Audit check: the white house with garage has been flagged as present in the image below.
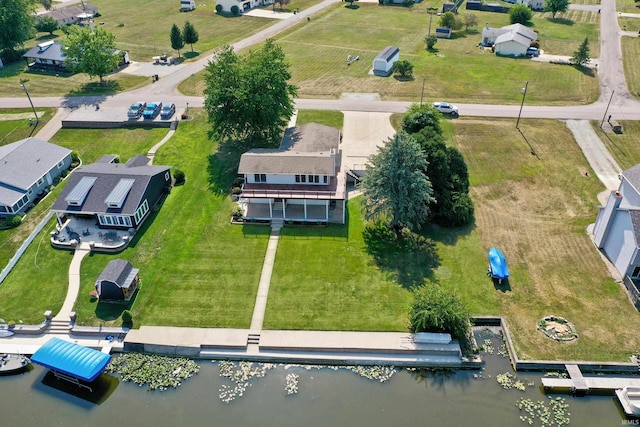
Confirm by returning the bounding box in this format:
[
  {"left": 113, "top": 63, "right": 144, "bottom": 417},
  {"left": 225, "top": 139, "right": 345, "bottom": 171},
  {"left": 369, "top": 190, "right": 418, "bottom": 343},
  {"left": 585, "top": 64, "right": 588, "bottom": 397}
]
[
  {"left": 593, "top": 164, "right": 640, "bottom": 308},
  {"left": 215, "top": 0, "right": 270, "bottom": 14},
  {"left": 237, "top": 123, "right": 346, "bottom": 224},
  {"left": 481, "top": 23, "right": 537, "bottom": 56}
]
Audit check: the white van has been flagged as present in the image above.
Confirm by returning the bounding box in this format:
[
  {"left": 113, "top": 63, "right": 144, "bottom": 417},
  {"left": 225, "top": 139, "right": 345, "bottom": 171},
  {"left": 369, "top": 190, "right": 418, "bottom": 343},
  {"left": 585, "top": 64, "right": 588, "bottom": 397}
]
[{"left": 181, "top": 0, "right": 195, "bottom": 11}]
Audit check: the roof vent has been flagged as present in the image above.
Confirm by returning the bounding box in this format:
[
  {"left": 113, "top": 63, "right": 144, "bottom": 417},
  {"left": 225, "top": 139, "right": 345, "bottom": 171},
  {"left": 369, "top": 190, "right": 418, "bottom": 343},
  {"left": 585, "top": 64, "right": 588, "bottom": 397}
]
[{"left": 38, "top": 40, "right": 55, "bottom": 52}]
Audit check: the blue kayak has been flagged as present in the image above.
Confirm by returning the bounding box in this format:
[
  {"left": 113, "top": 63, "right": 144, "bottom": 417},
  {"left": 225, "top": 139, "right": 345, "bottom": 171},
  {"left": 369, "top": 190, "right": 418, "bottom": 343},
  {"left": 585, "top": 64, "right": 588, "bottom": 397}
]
[{"left": 488, "top": 247, "right": 509, "bottom": 281}]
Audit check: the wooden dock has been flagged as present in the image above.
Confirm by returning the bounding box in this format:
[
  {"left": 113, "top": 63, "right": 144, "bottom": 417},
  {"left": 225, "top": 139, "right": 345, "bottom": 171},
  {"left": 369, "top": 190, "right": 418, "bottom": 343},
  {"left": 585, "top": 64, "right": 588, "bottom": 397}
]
[{"left": 542, "top": 364, "right": 640, "bottom": 394}]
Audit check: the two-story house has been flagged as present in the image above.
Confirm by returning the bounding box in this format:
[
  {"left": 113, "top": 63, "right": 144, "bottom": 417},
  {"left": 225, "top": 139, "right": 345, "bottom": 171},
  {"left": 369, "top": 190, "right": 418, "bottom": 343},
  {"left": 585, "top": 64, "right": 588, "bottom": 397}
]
[{"left": 237, "top": 123, "right": 346, "bottom": 224}]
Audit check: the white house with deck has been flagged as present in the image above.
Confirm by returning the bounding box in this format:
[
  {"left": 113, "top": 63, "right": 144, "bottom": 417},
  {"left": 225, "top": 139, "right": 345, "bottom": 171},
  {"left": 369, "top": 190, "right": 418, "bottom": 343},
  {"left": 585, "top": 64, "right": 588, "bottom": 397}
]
[
  {"left": 593, "top": 164, "right": 640, "bottom": 308},
  {"left": 237, "top": 123, "right": 346, "bottom": 224}
]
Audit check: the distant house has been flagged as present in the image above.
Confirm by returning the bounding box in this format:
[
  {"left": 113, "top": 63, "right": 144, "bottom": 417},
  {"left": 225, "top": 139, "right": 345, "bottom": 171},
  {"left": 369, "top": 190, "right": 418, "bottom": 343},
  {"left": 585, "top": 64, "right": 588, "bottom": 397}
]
[
  {"left": 215, "top": 0, "right": 267, "bottom": 14},
  {"left": 0, "top": 138, "right": 72, "bottom": 217},
  {"left": 482, "top": 23, "right": 537, "bottom": 56},
  {"left": 37, "top": 3, "right": 99, "bottom": 26},
  {"left": 51, "top": 155, "right": 171, "bottom": 230},
  {"left": 237, "top": 123, "right": 346, "bottom": 224},
  {"left": 23, "top": 40, "right": 67, "bottom": 71},
  {"left": 594, "top": 165, "right": 640, "bottom": 309},
  {"left": 522, "top": 0, "right": 544, "bottom": 11},
  {"left": 373, "top": 46, "right": 400, "bottom": 77},
  {"left": 95, "top": 259, "right": 140, "bottom": 301}
]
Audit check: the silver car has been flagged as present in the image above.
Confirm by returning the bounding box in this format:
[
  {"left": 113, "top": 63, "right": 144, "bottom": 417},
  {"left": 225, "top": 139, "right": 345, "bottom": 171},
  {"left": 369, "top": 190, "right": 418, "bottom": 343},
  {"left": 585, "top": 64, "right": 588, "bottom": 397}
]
[{"left": 433, "top": 102, "right": 459, "bottom": 117}]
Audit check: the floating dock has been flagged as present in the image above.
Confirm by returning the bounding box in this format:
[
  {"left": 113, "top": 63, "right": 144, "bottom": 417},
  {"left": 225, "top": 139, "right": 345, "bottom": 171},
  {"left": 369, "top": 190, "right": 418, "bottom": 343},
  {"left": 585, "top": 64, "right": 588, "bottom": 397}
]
[{"left": 542, "top": 364, "right": 640, "bottom": 394}]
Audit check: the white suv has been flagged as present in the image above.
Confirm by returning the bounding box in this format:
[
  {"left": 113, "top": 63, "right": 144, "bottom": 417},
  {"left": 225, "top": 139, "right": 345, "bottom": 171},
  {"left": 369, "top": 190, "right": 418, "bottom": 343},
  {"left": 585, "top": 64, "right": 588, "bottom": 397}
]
[{"left": 433, "top": 102, "right": 459, "bottom": 117}]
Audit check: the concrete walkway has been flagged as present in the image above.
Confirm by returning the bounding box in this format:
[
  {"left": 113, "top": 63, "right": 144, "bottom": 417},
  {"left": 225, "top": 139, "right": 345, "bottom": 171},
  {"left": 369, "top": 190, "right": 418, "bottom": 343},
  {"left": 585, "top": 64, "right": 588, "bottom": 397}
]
[
  {"left": 53, "top": 244, "right": 91, "bottom": 322},
  {"left": 249, "top": 223, "right": 282, "bottom": 334}
]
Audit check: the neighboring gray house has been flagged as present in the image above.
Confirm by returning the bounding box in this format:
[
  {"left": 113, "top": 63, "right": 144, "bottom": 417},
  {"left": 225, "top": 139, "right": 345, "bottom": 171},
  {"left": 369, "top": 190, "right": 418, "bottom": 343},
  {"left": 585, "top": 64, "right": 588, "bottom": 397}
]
[
  {"left": 37, "top": 3, "right": 99, "bottom": 26},
  {"left": 95, "top": 259, "right": 140, "bottom": 301},
  {"left": 372, "top": 46, "right": 400, "bottom": 77},
  {"left": 238, "top": 123, "right": 346, "bottom": 224},
  {"left": 23, "top": 40, "right": 67, "bottom": 71},
  {"left": 481, "top": 23, "right": 537, "bottom": 56},
  {"left": 594, "top": 165, "right": 640, "bottom": 309},
  {"left": 0, "top": 138, "right": 72, "bottom": 217},
  {"left": 52, "top": 155, "right": 171, "bottom": 230}
]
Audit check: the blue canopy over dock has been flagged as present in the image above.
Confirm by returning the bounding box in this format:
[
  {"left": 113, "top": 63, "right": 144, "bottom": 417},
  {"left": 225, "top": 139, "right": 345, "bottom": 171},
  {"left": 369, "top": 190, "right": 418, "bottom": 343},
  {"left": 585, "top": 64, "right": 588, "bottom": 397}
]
[{"left": 31, "top": 337, "right": 111, "bottom": 382}]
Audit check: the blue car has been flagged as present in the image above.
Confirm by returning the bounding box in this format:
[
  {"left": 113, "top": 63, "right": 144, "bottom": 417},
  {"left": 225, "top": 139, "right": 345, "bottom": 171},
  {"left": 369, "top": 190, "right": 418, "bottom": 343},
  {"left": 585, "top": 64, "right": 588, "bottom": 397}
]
[{"left": 143, "top": 102, "right": 162, "bottom": 119}]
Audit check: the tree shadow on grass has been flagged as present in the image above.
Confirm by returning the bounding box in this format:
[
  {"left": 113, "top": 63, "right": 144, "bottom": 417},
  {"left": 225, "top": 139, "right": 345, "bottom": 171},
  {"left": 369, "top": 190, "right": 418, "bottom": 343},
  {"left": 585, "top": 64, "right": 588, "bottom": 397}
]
[
  {"left": 424, "top": 221, "right": 475, "bottom": 246},
  {"left": 183, "top": 51, "right": 200, "bottom": 60},
  {"left": 94, "top": 295, "right": 134, "bottom": 322},
  {"left": 207, "top": 138, "right": 245, "bottom": 194},
  {"left": 546, "top": 17, "right": 574, "bottom": 26},
  {"left": 363, "top": 221, "right": 439, "bottom": 289},
  {"left": 573, "top": 64, "right": 596, "bottom": 77},
  {"left": 67, "top": 80, "right": 121, "bottom": 97}
]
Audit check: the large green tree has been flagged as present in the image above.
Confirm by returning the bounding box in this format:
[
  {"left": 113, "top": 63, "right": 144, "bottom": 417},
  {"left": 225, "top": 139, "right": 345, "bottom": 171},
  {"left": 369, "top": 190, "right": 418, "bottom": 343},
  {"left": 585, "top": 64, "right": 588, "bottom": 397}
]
[
  {"left": 170, "top": 24, "right": 184, "bottom": 58},
  {"left": 63, "top": 26, "right": 120, "bottom": 82},
  {"left": 204, "top": 40, "right": 297, "bottom": 147},
  {"left": 509, "top": 4, "right": 533, "bottom": 25},
  {"left": 571, "top": 37, "right": 591, "bottom": 66},
  {"left": 39, "top": 0, "right": 52, "bottom": 10},
  {"left": 544, "top": 0, "right": 569, "bottom": 18},
  {"left": 439, "top": 12, "right": 463, "bottom": 30},
  {"left": 392, "top": 59, "right": 413, "bottom": 79},
  {"left": 360, "top": 132, "right": 434, "bottom": 236},
  {"left": 401, "top": 104, "right": 474, "bottom": 227},
  {"left": 182, "top": 21, "right": 198, "bottom": 52},
  {"left": 35, "top": 16, "right": 59, "bottom": 35},
  {"left": 0, "top": 0, "right": 35, "bottom": 60}
]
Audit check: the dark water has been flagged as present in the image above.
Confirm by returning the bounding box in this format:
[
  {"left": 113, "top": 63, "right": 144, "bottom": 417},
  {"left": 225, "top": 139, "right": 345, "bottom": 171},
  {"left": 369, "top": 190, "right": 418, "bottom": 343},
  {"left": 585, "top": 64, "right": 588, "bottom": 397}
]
[{"left": 0, "top": 331, "right": 630, "bottom": 427}]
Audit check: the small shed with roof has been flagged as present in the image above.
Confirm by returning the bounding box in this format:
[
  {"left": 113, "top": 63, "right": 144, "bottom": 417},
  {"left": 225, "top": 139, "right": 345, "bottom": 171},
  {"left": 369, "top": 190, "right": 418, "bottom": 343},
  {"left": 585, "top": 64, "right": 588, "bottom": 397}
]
[
  {"left": 95, "top": 259, "right": 140, "bottom": 301},
  {"left": 372, "top": 46, "right": 400, "bottom": 76}
]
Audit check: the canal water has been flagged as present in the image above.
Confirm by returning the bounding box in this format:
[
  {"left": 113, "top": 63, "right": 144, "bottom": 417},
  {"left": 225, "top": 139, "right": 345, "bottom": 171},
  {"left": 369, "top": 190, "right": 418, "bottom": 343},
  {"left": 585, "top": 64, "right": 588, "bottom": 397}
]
[{"left": 0, "top": 330, "right": 630, "bottom": 426}]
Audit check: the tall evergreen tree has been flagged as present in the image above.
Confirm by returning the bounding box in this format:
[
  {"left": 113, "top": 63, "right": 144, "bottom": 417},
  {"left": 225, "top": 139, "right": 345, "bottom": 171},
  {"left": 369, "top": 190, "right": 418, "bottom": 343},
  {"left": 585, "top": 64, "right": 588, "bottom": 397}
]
[
  {"left": 359, "top": 132, "right": 434, "bottom": 237},
  {"left": 570, "top": 37, "right": 591, "bottom": 66},
  {"left": 182, "top": 21, "right": 199, "bottom": 52},
  {"left": 170, "top": 24, "right": 184, "bottom": 58},
  {"left": 204, "top": 40, "right": 297, "bottom": 147}
]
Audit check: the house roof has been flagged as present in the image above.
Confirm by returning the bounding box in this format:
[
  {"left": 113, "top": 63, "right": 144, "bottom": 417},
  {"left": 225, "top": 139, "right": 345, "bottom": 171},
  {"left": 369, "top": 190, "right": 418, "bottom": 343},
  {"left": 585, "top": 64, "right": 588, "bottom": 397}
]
[
  {"left": 495, "top": 31, "right": 532, "bottom": 48},
  {"left": 503, "top": 23, "right": 538, "bottom": 41},
  {"left": 23, "top": 41, "right": 67, "bottom": 62},
  {"left": 481, "top": 27, "right": 509, "bottom": 39},
  {"left": 0, "top": 137, "right": 71, "bottom": 190},
  {"left": 52, "top": 155, "right": 170, "bottom": 215},
  {"left": 39, "top": 3, "right": 98, "bottom": 22},
  {"left": 96, "top": 259, "right": 139, "bottom": 289},
  {"left": 375, "top": 46, "right": 400, "bottom": 62},
  {"left": 621, "top": 164, "right": 640, "bottom": 193},
  {"left": 238, "top": 124, "right": 341, "bottom": 175},
  {"left": 629, "top": 210, "right": 640, "bottom": 246}
]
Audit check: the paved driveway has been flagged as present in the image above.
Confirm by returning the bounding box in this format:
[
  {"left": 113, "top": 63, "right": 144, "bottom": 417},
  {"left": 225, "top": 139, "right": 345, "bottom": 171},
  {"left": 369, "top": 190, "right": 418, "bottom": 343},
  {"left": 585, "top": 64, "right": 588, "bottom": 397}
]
[{"left": 340, "top": 111, "right": 396, "bottom": 172}]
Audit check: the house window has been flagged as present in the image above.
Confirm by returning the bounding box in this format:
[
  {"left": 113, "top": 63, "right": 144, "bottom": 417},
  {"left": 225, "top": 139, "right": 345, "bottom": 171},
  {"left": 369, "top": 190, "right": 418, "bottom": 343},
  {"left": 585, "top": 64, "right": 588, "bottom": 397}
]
[
  {"left": 165, "top": 172, "right": 170, "bottom": 181},
  {"left": 323, "top": 176, "right": 328, "bottom": 184},
  {"left": 632, "top": 267, "right": 640, "bottom": 278},
  {"left": 57, "top": 161, "right": 64, "bottom": 169},
  {"left": 254, "top": 174, "right": 267, "bottom": 183},
  {"left": 37, "top": 177, "right": 44, "bottom": 186}
]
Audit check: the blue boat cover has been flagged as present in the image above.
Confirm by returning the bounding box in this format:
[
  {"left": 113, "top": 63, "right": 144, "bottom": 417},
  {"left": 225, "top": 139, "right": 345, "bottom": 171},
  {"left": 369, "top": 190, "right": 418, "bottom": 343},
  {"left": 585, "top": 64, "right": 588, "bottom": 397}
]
[
  {"left": 31, "top": 337, "right": 111, "bottom": 382},
  {"left": 488, "top": 247, "right": 509, "bottom": 280}
]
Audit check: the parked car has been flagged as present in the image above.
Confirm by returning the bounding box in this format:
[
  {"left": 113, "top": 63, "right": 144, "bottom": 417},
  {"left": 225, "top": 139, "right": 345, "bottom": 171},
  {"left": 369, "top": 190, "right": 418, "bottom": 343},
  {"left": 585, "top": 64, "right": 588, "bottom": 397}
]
[
  {"left": 433, "top": 102, "right": 459, "bottom": 117},
  {"left": 127, "top": 102, "right": 146, "bottom": 118},
  {"left": 160, "top": 102, "right": 175, "bottom": 119},
  {"left": 143, "top": 102, "right": 162, "bottom": 119},
  {"left": 526, "top": 47, "right": 539, "bottom": 57}
]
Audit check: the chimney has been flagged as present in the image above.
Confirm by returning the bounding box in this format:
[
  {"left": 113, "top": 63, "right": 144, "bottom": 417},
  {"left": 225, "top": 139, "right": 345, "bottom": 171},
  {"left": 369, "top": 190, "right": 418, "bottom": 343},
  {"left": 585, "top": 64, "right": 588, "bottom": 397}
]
[{"left": 594, "top": 191, "right": 624, "bottom": 248}]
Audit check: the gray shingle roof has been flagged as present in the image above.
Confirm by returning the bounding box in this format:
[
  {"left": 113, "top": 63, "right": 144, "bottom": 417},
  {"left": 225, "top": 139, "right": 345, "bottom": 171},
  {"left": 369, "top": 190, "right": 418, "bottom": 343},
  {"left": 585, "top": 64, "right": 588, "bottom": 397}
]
[
  {"left": 96, "top": 259, "right": 138, "bottom": 289},
  {"left": 376, "top": 46, "right": 400, "bottom": 62},
  {"left": 22, "top": 41, "right": 67, "bottom": 63},
  {"left": 622, "top": 164, "right": 640, "bottom": 194},
  {"left": 238, "top": 124, "right": 341, "bottom": 175},
  {"left": 52, "top": 157, "right": 169, "bottom": 215},
  {"left": 0, "top": 137, "right": 72, "bottom": 190},
  {"left": 629, "top": 210, "right": 640, "bottom": 247}
]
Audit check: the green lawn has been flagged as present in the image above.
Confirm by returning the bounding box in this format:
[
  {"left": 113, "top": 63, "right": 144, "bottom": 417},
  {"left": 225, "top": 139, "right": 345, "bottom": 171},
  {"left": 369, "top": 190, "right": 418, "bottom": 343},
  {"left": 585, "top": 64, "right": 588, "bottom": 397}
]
[
  {"left": 72, "top": 110, "right": 270, "bottom": 327},
  {"left": 295, "top": 110, "right": 344, "bottom": 128},
  {"left": 622, "top": 36, "right": 640, "bottom": 99},
  {"left": 0, "top": 108, "right": 55, "bottom": 146},
  {"left": 594, "top": 120, "right": 640, "bottom": 171},
  {"left": 617, "top": 0, "right": 640, "bottom": 14},
  {"left": 180, "top": 3, "right": 600, "bottom": 104},
  {"left": 620, "top": 17, "right": 640, "bottom": 33}
]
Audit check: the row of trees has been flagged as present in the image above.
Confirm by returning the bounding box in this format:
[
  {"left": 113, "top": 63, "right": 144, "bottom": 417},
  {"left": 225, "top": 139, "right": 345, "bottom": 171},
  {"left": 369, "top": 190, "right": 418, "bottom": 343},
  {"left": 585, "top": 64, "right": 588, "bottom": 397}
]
[{"left": 170, "top": 21, "right": 199, "bottom": 58}]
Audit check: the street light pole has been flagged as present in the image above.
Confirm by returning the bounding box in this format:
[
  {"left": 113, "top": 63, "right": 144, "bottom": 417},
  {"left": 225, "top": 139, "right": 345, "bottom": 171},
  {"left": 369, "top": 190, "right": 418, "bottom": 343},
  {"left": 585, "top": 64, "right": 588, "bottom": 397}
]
[
  {"left": 427, "top": 7, "right": 438, "bottom": 38},
  {"left": 516, "top": 80, "right": 528, "bottom": 129},
  {"left": 20, "top": 79, "right": 39, "bottom": 126}
]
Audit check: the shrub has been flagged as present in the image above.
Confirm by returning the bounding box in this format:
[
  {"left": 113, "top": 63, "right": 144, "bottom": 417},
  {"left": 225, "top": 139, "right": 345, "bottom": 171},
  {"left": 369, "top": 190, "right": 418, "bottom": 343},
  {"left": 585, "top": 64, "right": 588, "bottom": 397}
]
[
  {"left": 425, "top": 35, "right": 437, "bottom": 50},
  {"left": 392, "top": 59, "right": 414, "bottom": 79},
  {"left": 409, "top": 284, "right": 472, "bottom": 354},
  {"left": 173, "top": 168, "right": 185, "bottom": 185},
  {"left": 61, "top": 169, "right": 68, "bottom": 178},
  {"left": 231, "top": 5, "right": 239, "bottom": 14},
  {"left": 509, "top": 4, "right": 532, "bottom": 24},
  {"left": 216, "top": 4, "right": 223, "bottom": 13},
  {"left": 8, "top": 215, "right": 22, "bottom": 227},
  {"left": 122, "top": 310, "right": 133, "bottom": 324},
  {"left": 232, "top": 186, "right": 242, "bottom": 195},
  {"left": 530, "top": 40, "right": 539, "bottom": 48},
  {"left": 71, "top": 151, "right": 80, "bottom": 162}
]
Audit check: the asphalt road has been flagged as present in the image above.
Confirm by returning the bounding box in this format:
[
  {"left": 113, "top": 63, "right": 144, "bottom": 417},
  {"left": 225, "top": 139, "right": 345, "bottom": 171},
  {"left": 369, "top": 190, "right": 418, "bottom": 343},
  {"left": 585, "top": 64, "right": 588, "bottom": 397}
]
[{"left": 3, "top": 0, "right": 640, "bottom": 121}]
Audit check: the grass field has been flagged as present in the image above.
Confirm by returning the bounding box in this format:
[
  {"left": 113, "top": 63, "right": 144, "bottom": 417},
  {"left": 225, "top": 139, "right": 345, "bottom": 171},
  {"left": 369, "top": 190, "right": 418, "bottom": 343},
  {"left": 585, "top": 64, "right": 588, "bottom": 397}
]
[
  {"left": 594, "top": 120, "right": 640, "bottom": 170},
  {"left": 622, "top": 36, "right": 640, "bottom": 98},
  {"left": 617, "top": 0, "right": 640, "bottom": 14},
  {"left": 180, "top": 3, "right": 600, "bottom": 104},
  {"left": 0, "top": 108, "right": 55, "bottom": 146}
]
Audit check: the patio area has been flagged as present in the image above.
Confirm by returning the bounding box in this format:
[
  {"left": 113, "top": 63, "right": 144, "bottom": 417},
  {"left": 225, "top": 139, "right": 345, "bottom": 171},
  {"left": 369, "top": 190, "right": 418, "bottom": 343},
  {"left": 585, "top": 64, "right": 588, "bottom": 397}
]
[
  {"left": 50, "top": 216, "right": 134, "bottom": 252},
  {"left": 241, "top": 200, "right": 345, "bottom": 224}
]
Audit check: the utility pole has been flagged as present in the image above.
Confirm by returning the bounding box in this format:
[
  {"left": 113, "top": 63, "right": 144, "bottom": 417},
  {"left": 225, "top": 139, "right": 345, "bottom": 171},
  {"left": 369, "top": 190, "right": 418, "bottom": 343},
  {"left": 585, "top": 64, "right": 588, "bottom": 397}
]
[
  {"left": 20, "top": 79, "right": 39, "bottom": 127},
  {"left": 427, "top": 7, "right": 438, "bottom": 38},
  {"left": 600, "top": 90, "right": 614, "bottom": 129},
  {"left": 516, "top": 80, "right": 528, "bottom": 129}
]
